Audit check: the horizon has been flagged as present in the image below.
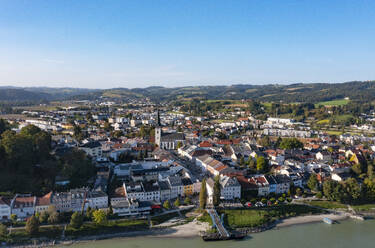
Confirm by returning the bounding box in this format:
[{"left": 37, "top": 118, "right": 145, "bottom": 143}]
[
  {"left": 1, "top": 80, "right": 374, "bottom": 90},
  {"left": 1, "top": 0, "right": 375, "bottom": 88}
]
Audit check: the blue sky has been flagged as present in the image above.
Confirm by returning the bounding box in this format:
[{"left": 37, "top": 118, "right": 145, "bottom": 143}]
[{"left": 0, "top": 0, "right": 374, "bottom": 89}]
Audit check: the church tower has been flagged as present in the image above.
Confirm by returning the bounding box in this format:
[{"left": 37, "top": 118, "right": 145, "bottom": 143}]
[{"left": 155, "top": 109, "right": 161, "bottom": 147}]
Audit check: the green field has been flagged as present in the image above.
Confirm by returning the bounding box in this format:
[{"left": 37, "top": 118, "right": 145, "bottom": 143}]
[
  {"left": 220, "top": 204, "right": 323, "bottom": 228},
  {"left": 303, "top": 200, "right": 347, "bottom": 209},
  {"left": 351, "top": 204, "right": 375, "bottom": 211},
  {"left": 315, "top": 99, "right": 350, "bottom": 107}
]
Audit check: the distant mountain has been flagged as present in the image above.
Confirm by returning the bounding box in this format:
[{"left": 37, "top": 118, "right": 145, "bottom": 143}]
[
  {"left": 0, "top": 86, "right": 98, "bottom": 102},
  {"left": 1, "top": 81, "right": 375, "bottom": 103},
  {"left": 0, "top": 88, "right": 51, "bottom": 102}
]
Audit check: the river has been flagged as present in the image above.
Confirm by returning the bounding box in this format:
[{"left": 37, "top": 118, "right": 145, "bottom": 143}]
[{"left": 66, "top": 219, "right": 375, "bottom": 248}]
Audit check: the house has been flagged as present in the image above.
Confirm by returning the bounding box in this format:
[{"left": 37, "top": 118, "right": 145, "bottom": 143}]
[
  {"left": 220, "top": 176, "right": 241, "bottom": 200},
  {"left": 79, "top": 141, "right": 103, "bottom": 158},
  {"left": 274, "top": 175, "right": 291, "bottom": 194},
  {"left": 86, "top": 190, "right": 108, "bottom": 210},
  {"left": 249, "top": 176, "right": 269, "bottom": 196},
  {"left": 35, "top": 192, "right": 52, "bottom": 213},
  {"left": 182, "top": 177, "right": 194, "bottom": 197},
  {"left": 123, "top": 182, "right": 145, "bottom": 201},
  {"left": 0, "top": 197, "right": 11, "bottom": 221},
  {"left": 331, "top": 172, "right": 351, "bottom": 182},
  {"left": 168, "top": 176, "right": 183, "bottom": 199},
  {"left": 159, "top": 181, "right": 171, "bottom": 201},
  {"left": 316, "top": 151, "right": 331, "bottom": 162},
  {"left": 11, "top": 195, "right": 36, "bottom": 219},
  {"left": 51, "top": 192, "right": 72, "bottom": 212},
  {"left": 143, "top": 182, "right": 161, "bottom": 202},
  {"left": 111, "top": 198, "right": 151, "bottom": 216}
]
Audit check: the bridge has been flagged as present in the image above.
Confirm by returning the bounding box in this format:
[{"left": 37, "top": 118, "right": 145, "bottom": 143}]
[{"left": 207, "top": 208, "right": 230, "bottom": 238}]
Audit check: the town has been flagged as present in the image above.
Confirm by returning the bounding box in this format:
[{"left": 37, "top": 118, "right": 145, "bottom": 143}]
[{"left": 1, "top": 95, "right": 375, "bottom": 245}]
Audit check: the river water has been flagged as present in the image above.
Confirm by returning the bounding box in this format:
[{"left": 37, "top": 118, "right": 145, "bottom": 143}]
[{"left": 68, "top": 219, "right": 375, "bottom": 248}]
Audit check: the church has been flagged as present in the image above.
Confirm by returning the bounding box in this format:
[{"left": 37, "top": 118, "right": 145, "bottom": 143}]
[{"left": 155, "top": 110, "right": 185, "bottom": 150}]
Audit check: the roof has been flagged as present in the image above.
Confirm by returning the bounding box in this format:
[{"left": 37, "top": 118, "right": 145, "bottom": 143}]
[
  {"left": 36, "top": 192, "right": 52, "bottom": 206},
  {"left": 161, "top": 132, "right": 185, "bottom": 142}
]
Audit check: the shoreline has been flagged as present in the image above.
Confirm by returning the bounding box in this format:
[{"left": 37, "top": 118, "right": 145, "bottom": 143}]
[{"left": 10, "top": 213, "right": 352, "bottom": 247}]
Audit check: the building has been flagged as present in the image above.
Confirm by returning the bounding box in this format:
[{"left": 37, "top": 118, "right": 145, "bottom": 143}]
[
  {"left": 35, "top": 192, "right": 52, "bottom": 213},
  {"left": 220, "top": 176, "right": 241, "bottom": 200},
  {"left": 168, "top": 176, "right": 183, "bottom": 199},
  {"left": 0, "top": 197, "right": 11, "bottom": 221},
  {"left": 11, "top": 195, "right": 36, "bottom": 219},
  {"left": 182, "top": 177, "right": 194, "bottom": 197},
  {"left": 79, "top": 141, "right": 103, "bottom": 158}
]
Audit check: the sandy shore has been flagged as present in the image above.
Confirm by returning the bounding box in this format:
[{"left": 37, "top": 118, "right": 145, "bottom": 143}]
[{"left": 275, "top": 213, "right": 349, "bottom": 228}]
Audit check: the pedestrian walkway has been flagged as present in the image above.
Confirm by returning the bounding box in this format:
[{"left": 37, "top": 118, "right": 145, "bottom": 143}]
[{"left": 207, "top": 209, "right": 229, "bottom": 238}]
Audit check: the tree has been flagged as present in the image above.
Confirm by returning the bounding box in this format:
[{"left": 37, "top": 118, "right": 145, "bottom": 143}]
[
  {"left": 0, "top": 223, "right": 7, "bottom": 237},
  {"left": 177, "top": 141, "right": 183, "bottom": 149},
  {"left": 48, "top": 211, "right": 60, "bottom": 224},
  {"left": 256, "top": 156, "right": 268, "bottom": 172},
  {"left": 0, "top": 118, "right": 9, "bottom": 136},
  {"left": 199, "top": 178, "right": 207, "bottom": 209},
  {"left": 174, "top": 198, "right": 180, "bottom": 207},
  {"left": 316, "top": 192, "right": 323, "bottom": 199},
  {"left": 10, "top": 214, "right": 17, "bottom": 224},
  {"left": 92, "top": 209, "right": 107, "bottom": 225},
  {"left": 70, "top": 212, "right": 84, "bottom": 229},
  {"left": 307, "top": 174, "right": 319, "bottom": 191},
  {"left": 213, "top": 175, "right": 221, "bottom": 207},
  {"left": 258, "top": 136, "right": 271, "bottom": 147},
  {"left": 25, "top": 215, "right": 39, "bottom": 235},
  {"left": 279, "top": 138, "right": 303, "bottom": 149},
  {"left": 184, "top": 197, "right": 191, "bottom": 205},
  {"left": 351, "top": 163, "right": 363, "bottom": 175},
  {"left": 39, "top": 211, "right": 49, "bottom": 224},
  {"left": 296, "top": 188, "right": 303, "bottom": 197},
  {"left": 163, "top": 200, "right": 171, "bottom": 209}
]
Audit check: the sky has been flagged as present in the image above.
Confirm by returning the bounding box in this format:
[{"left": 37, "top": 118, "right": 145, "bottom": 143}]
[{"left": 0, "top": 0, "right": 374, "bottom": 89}]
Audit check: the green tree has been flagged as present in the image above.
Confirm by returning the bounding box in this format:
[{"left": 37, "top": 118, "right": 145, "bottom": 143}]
[
  {"left": 184, "top": 197, "right": 191, "bottom": 205},
  {"left": 177, "top": 141, "right": 183, "bottom": 149},
  {"left": 39, "top": 211, "right": 49, "bottom": 224},
  {"left": 174, "top": 198, "right": 180, "bottom": 207},
  {"left": 48, "top": 211, "right": 60, "bottom": 224},
  {"left": 0, "top": 223, "right": 8, "bottom": 237},
  {"left": 307, "top": 174, "right": 319, "bottom": 191},
  {"left": 351, "top": 163, "right": 363, "bottom": 175},
  {"left": 296, "top": 188, "right": 303, "bottom": 197},
  {"left": 70, "top": 212, "right": 84, "bottom": 229},
  {"left": 256, "top": 156, "right": 268, "bottom": 172},
  {"left": 199, "top": 179, "right": 207, "bottom": 209},
  {"left": 0, "top": 118, "right": 9, "bottom": 136},
  {"left": 279, "top": 138, "right": 303, "bottom": 149},
  {"left": 163, "top": 200, "right": 171, "bottom": 209},
  {"left": 25, "top": 215, "right": 39, "bottom": 235},
  {"left": 213, "top": 175, "right": 221, "bottom": 207},
  {"left": 10, "top": 214, "right": 17, "bottom": 224},
  {"left": 92, "top": 209, "right": 107, "bottom": 225}
]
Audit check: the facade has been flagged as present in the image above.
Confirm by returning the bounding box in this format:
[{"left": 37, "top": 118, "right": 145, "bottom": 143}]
[
  {"left": 11, "top": 195, "right": 36, "bottom": 219},
  {"left": 220, "top": 176, "right": 241, "bottom": 200},
  {"left": 0, "top": 197, "right": 11, "bottom": 221},
  {"left": 182, "top": 177, "right": 194, "bottom": 196}
]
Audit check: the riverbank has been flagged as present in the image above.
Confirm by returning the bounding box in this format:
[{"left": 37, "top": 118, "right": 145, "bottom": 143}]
[
  {"left": 5, "top": 212, "right": 356, "bottom": 247},
  {"left": 275, "top": 213, "right": 349, "bottom": 228}
]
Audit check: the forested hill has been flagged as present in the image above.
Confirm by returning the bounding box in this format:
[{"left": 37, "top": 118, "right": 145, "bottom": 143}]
[
  {"left": 85, "top": 80, "right": 375, "bottom": 103},
  {"left": 1, "top": 81, "right": 375, "bottom": 103}
]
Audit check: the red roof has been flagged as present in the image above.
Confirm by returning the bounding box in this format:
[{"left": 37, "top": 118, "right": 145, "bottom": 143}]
[{"left": 199, "top": 141, "right": 213, "bottom": 147}]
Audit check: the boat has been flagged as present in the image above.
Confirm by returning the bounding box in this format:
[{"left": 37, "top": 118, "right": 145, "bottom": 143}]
[{"left": 323, "top": 217, "right": 334, "bottom": 224}]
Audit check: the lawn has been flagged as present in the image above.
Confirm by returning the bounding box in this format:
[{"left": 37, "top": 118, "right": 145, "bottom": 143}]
[
  {"left": 317, "top": 119, "right": 330, "bottom": 125},
  {"left": 351, "top": 204, "right": 375, "bottom": 211},
  {"left": 220, "top": 204, "right": 323, "bottom": 228},
  {"left": 315, "top": 99, "right": 350, "bottom": 107},
  {"left": 303, "top": 200, "right": 347, "bottom": 209}
]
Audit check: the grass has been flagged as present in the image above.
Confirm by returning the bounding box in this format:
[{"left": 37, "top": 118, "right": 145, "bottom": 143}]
[
  {"left": 65, "top": 219, "right": 149, "bottom": 238},
  {"left": 303, "top": 200, "right": 347, "bottom": 209},
  {"left": 317, "top": 119, "right": 330, "bottom": 125},
  {"left": 315, "top": 99, "right": 350, "bottom": 107},
  {"left": 197, "top": 211, "right": 213, "bottom": 226},
  {"left": 325, "top": 130, "right": 343, "bottom": 135},
  {"left": 220, "top": 204, "right": 323, "bottom": 228},
  {"left": 351, "top": 204, "right": 375, "bottom": 211}
]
